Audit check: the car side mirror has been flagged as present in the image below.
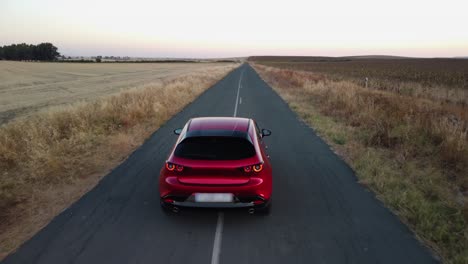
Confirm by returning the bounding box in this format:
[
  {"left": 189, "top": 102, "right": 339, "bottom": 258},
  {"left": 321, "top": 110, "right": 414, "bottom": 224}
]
[
  {"left": 261, "top": 129, "right": 271, "bottom": 137},
  {"left": 174, "top": 128, "right": 182, "bottom": 135}
]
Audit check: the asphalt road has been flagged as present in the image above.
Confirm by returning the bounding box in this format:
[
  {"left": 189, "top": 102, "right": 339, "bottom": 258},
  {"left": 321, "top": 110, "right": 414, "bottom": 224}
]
[{"left": 2, "top": 64, "right": 437, "bottom": 264}]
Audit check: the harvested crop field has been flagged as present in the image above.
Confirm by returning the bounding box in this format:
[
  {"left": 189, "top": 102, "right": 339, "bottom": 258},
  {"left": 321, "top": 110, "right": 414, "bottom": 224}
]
[
  {"left": 250, "top": 56, "right": 468, "bottom": 105},
  {"left": 0, "top": 61, "right": 233, "bottom": 124}
]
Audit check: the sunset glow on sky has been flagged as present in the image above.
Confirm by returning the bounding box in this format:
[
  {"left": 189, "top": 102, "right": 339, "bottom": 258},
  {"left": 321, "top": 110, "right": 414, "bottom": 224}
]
[{"left": 1, "top": 0, "right": 467, "bottom": 58}]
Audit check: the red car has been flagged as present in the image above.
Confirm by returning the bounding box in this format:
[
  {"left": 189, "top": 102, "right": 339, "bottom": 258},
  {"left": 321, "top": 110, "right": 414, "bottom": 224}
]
[{"left": 159, "top": 117, "right": 272, "bottom": 214}]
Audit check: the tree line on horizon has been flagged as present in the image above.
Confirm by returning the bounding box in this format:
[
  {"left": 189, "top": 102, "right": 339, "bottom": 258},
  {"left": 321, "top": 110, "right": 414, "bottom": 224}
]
[{"left": 0, "top": 43, "right": 60, "bottom": 61}]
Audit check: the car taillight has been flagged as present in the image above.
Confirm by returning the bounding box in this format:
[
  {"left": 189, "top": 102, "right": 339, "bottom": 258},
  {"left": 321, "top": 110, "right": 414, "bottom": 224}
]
[
  {"left": 166, "top": 163, "right": 175, "bottom": 171},
  {"left": 253, "top": 164, "right": 263, "bottom": 172},
  {"left": 243, "top": 163, "right": 263, "bottom": 173},
  {"left": 166, "top": 162, "right": 184, "bottom": 172},
  {"left": 176, "top": 165, "right": 184, "bottom": 172}
]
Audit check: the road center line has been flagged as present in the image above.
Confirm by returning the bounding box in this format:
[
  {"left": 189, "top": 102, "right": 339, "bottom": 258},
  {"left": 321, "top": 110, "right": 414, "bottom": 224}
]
[
  {"left": 211, "top": 68, "right": 244, "bottom": 264},
  {"left": 233, "top": 70, "right": 243, "bottom": 117},
  {"left": 211, "top": 212, "right": 224, "bottom": 264}
]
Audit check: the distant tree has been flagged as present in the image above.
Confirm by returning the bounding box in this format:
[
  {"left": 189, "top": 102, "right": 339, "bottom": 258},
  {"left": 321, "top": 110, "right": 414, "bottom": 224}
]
[
  {"left": 96, "top": 55, "right": 102, "bottom": 62},
  {"left": 3, "top": 44, "right": 18, "bottom": 60},
  {"left": 0, "top": 43, "right": 60, "bottom": 61},
  {"left": 15, "top": 43, "right": 34, "bottom": 60},
  {"left": 33, "top": 43, "right": 60, "bottom": 61},
  {"left": 0, "top": 46, "right": 4, "bottom": 60}
]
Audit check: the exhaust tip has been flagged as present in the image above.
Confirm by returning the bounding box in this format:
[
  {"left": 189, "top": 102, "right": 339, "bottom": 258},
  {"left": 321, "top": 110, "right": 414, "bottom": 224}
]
[
  {"left": 172, "top": 206, "right": 180, "bottom": 213},
  {"left": 248, "top": 208, "right": 255, "bottom": 214}
]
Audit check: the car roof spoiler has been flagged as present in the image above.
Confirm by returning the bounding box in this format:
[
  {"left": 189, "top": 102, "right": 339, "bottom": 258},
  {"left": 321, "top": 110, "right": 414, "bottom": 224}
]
[{"left": 181, "top": 130, "right": 252, "bottom": 144}]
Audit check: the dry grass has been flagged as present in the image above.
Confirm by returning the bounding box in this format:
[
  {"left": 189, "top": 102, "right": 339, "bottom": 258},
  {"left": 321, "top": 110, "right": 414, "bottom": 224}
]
[
  {"left": 254, "top": 58, "right": 468, "bottom": 105},
  {"left": 0, "top": 63, "right": 238, "bottom": 259},
  {"left": 0, "top": 61, "right": 233, "bottom": 124},
  {"left": 252, "top": 63, "right": 468, "bottom": 264}
]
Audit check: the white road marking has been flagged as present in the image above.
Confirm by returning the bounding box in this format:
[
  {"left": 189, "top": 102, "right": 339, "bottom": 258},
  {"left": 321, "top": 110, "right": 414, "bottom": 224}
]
[
  {"left": 233, "top": 71, "right": 243, "bottom": 117},
  {"left": 211, "top": 212, "right": 224, "bottom": 264},
  {"left": 211, "top": 69, "right": 244, "bottom": 264}
]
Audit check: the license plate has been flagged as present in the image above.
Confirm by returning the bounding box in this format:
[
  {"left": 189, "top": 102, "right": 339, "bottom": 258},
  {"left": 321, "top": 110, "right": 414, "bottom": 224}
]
[{"left": 195, "top": 193, "right": 233, "bottom": 203}]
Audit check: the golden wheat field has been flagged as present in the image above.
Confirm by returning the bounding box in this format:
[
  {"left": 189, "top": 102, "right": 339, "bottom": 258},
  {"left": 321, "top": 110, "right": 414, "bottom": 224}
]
[{"left": 0, "top": 61, "right": 232, "bottom": 124}]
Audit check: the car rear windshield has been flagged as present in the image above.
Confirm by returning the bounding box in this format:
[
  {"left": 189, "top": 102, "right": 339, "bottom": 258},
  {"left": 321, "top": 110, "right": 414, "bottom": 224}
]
[{"left": 174, "top": 137, "right": 256, "bottom": 160}]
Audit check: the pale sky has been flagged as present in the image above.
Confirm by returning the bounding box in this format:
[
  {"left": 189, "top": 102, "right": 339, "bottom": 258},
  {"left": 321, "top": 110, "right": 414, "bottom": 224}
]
[{"left": 1, "top": 0, "right": 467, "bottom": 58}]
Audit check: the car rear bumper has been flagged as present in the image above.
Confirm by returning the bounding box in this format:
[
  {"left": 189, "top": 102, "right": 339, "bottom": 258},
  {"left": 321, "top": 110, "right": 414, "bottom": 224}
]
[
  {"left": 159, "top": 176, "right": 272, "bottom": 201},
  {"left": 173, "top": 201, "right": 254, "bottom": 208},
  {"left": 161, "top": 194, "right": 270, "bottom": 209}
]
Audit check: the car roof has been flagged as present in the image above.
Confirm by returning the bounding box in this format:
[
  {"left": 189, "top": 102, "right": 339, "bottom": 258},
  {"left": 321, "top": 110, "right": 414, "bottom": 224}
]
[{"left": 188, "top": 117, "right": 250, "bottom": 132}]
